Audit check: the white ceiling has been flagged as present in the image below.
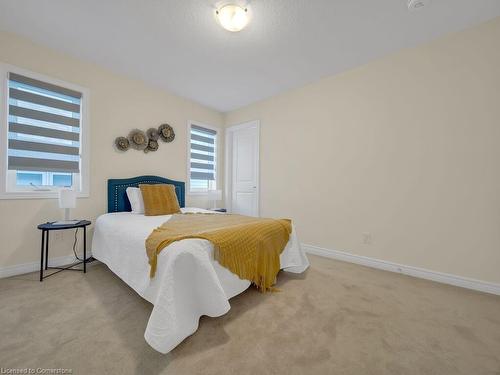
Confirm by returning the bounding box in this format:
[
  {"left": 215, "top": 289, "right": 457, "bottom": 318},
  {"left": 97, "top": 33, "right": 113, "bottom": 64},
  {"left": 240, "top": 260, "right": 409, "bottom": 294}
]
[{"left": 1, "top": 0, "right": 499, "bottom": 112}]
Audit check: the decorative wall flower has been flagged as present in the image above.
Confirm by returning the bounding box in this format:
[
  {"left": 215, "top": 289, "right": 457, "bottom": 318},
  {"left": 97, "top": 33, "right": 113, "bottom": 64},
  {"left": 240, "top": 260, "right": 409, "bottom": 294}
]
[
  {"left": 144, "top": 139, "right": 159, "bottom": 153},
  {"left": 128, "top": 129, "right": 148, "bottom": 150},
  {"left": 146, "top": 127, "right": 160, "bottom": 141},
  {"left": 115, "top": 136, "right": 130, "bottom": 151},
  {"left": 158, "top": 123, "right": 175, "bottom": 142}
]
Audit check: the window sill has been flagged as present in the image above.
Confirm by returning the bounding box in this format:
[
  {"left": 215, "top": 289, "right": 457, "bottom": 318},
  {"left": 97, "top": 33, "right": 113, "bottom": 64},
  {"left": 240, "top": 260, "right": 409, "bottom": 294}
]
[
  {"left": 187, "top": 191, "right": 210, "bottom": 196},
  {"left": 0, "top": 191, "right": 89, "bottom": 200}
]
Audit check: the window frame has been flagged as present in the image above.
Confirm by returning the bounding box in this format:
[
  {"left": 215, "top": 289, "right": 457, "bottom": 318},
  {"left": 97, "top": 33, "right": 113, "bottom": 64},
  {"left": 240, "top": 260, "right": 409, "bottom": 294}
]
[
  {"left": 0, "top": 63, "right": 90, "bottom": 199},
  {"left": 186, "top": 120, "right": 220, "bottom": 195}
]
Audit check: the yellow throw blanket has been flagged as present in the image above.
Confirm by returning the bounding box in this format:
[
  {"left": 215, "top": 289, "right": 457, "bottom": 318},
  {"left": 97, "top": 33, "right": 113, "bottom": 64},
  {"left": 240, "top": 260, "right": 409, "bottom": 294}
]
[{"left": 145, "top": 213, "right": 292, "bottom": 291}]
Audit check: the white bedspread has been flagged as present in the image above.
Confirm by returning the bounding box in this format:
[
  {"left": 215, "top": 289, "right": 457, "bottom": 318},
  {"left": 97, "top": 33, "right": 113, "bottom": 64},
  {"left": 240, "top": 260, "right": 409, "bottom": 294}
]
[{"left": 91, "top": 208, "right": 309, "bottom": 354}]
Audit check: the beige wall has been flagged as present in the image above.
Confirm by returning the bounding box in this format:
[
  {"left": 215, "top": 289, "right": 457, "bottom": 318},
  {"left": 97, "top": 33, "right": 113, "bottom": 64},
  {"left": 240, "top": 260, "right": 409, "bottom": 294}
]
[
  {"left": 225, "top": 17, "right": 500, "bottom": 284},
  {"left": 2, "top": 16, "right": 500, "bottom": 284},
  {"left": 0, "top": 31, "right": 223, "bottom": 269}
]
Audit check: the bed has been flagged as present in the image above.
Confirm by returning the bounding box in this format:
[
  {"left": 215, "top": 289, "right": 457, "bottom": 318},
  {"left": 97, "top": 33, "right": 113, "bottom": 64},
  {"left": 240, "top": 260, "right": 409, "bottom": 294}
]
[{"left": 91, "top": 175, "right": 309, "bottom": 353}]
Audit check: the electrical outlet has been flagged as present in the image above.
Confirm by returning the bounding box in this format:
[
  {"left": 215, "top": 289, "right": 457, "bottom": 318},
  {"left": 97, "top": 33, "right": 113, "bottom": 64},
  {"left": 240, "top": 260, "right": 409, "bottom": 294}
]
[
  {"left": 362, "top": 232, "right": 372, "bottom": 245},
  {"left": 54, "top": 231, "right": 63, "bottom": 241}
]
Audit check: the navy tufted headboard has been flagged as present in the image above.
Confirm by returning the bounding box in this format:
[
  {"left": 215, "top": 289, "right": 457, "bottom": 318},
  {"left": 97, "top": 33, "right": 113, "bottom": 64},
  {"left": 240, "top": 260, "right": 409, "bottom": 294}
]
[{"left": 107, "top": 175, "right": 185, "bottom": 213}]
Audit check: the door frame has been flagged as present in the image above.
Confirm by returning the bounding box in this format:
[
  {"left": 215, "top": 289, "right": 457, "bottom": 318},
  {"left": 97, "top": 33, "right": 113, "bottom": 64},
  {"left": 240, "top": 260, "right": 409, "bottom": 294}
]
[{"left": 224, "top": 120, "right": 260, "bottom": 215}]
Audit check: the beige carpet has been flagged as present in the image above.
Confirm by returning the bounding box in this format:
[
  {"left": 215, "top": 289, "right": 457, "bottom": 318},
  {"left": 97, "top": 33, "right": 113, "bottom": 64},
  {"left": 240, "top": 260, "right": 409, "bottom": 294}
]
[{"left": 1, "top": 255, "right": 499, "bottom": 375}]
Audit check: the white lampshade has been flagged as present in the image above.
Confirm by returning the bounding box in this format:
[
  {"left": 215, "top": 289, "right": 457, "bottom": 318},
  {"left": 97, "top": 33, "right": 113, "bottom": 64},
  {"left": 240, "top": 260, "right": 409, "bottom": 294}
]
[
  {"left": 59, "top": 189, "right": 76, "bottom": 209},
  {"left": 207, "top": 189, "right": 222, "bottom": 201}
]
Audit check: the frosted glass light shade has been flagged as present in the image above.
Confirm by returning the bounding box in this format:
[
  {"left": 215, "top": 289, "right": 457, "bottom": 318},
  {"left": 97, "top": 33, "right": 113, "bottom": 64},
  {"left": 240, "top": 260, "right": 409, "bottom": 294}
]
[
  {"left": 59, "top": 188, "right": 76, "bottom": 209},
  {"left": 216, "top": 4, "right": 249, "bottom": 32},
  {"left": 207, "top": 189, "right": 222, "bottom": 201}
]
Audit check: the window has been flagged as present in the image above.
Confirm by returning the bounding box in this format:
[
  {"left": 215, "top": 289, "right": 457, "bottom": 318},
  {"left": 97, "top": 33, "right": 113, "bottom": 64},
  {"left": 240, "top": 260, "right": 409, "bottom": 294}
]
[
  {"left": 188, "top": 122, "right": 218, "bottom": 193},
  {"left": 15, "top": 171, "right": 72, "bottom": 187},
  {"left": 0, "top": 65, "right": 89, "bottom": 198}
]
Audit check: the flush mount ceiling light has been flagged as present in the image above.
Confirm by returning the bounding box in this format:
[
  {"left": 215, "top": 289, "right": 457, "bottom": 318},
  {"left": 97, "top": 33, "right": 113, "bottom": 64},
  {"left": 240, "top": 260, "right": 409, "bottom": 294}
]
[{"left": 215, "top": 4, "right": 249, "bottom": 32}]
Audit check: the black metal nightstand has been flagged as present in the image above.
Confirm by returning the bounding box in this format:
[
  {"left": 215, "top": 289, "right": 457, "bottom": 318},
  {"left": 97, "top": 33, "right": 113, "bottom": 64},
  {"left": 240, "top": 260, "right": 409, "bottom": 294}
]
[{"left": 37, "top": 220, "right": 91, "bottom": 282}]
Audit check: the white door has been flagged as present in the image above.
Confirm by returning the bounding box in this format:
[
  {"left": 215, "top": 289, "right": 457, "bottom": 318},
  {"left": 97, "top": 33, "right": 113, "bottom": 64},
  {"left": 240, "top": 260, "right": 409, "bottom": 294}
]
[{"left": 228, "top": 121, "right": 259, "bottom": 216}]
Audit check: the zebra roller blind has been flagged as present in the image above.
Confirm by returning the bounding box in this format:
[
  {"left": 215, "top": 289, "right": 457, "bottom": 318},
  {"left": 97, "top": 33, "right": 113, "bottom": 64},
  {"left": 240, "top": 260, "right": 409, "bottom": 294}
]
[
  {"left": 7, "top": 72, "right": 82, "bottom": 173},
  {"left": 190, "top": 124, "right": 217, "bottom": 190}
]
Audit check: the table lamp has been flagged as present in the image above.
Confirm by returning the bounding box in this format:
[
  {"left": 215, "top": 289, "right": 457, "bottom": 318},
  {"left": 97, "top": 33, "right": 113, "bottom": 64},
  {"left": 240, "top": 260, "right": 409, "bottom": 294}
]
[
  {"left": 54, "top": 189, "right": 79, "bottom": 225},
  {"left": 207, "top": 189, "right": 222, "bottom": 210}
]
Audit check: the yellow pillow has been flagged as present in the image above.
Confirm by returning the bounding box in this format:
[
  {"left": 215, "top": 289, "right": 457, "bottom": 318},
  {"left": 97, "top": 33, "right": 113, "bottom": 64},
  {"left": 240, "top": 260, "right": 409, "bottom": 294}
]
[{"left": 139, "top": 184, "right": 181, "bottom": 216}]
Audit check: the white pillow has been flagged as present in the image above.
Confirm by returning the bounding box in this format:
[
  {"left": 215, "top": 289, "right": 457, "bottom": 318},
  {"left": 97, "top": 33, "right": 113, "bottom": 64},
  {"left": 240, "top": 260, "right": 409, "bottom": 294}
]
[{"left": 126, "top": 187, "right": 145, "bottom": 214}]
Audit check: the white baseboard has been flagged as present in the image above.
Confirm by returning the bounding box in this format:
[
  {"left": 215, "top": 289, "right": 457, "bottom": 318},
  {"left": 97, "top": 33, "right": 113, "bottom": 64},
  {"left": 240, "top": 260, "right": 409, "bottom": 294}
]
[
  {"left": 302, "top": 243, "right": 500, "bottom": 296},
  {"left": 0, "top": 253, "right": 95, "bottom": 279}
]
